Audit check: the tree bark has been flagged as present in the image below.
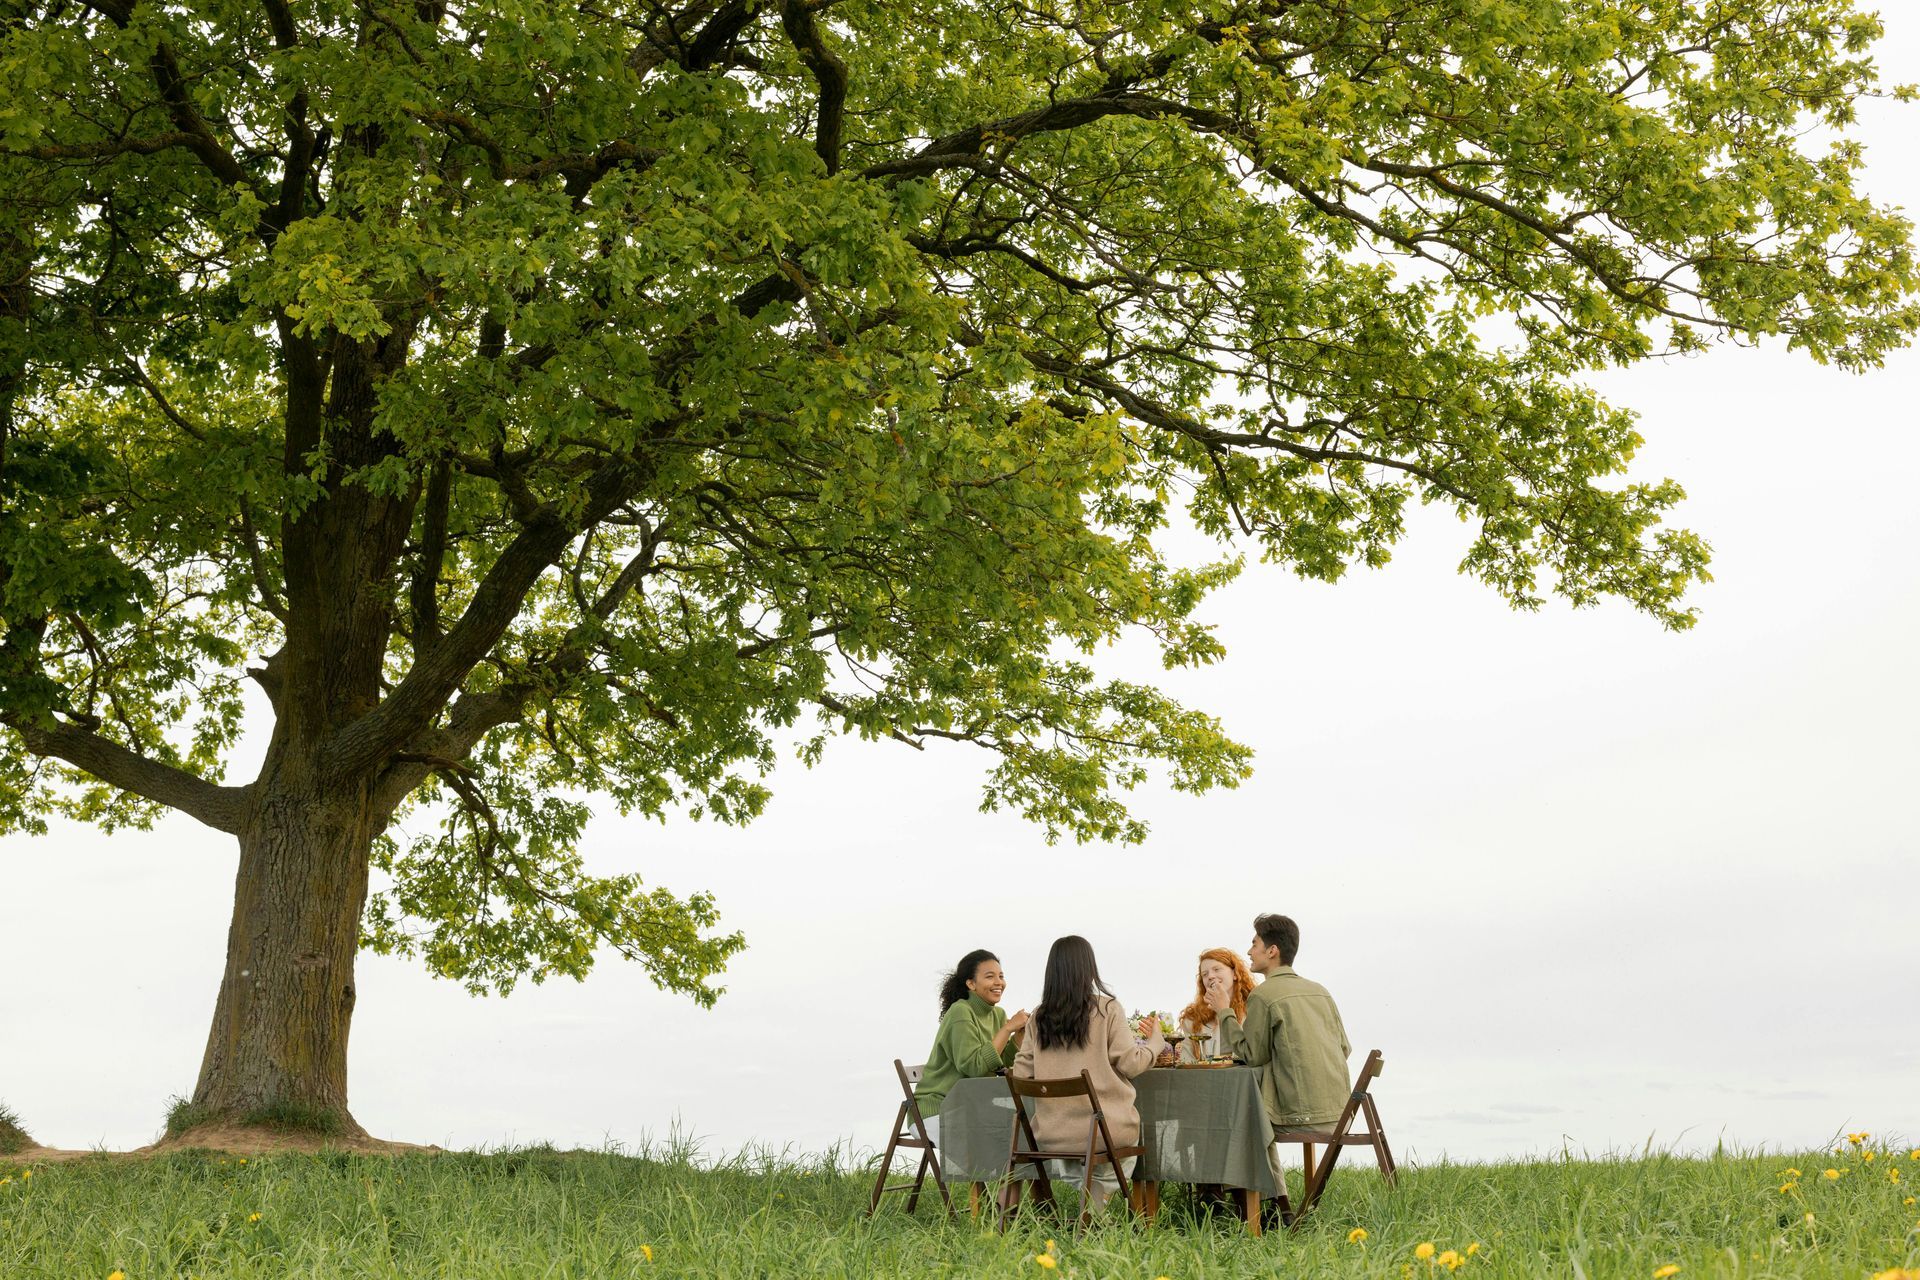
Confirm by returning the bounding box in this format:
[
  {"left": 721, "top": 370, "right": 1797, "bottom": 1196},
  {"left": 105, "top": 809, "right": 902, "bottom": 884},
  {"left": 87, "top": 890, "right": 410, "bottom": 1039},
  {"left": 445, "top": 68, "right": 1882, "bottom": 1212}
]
[{"left": 188, "top": 751, "right": 377, "bottom": 1133}]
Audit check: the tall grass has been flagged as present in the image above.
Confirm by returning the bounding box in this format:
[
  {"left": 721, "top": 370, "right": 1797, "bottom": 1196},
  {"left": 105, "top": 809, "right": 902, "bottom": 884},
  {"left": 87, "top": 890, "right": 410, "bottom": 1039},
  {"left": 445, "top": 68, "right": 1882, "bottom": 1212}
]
[
  {"left": 0, "top": 1103, "right": 30, "bottom": 1155},
  {"left": 3, "top": 1135, "right": 1916, "bottom": 1277}
]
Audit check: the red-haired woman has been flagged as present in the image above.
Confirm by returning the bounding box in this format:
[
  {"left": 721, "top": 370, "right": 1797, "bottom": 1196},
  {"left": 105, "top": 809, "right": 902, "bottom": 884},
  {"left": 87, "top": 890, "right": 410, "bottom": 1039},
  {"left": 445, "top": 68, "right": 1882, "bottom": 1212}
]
[{"left": 1177, "top": 948, "right": 1254, "bottom": 1061}]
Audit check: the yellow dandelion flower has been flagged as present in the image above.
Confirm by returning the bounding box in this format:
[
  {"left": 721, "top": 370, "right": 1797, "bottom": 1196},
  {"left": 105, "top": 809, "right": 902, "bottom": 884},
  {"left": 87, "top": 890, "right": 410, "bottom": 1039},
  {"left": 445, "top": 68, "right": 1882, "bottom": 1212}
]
[
  {"left": 1910, "top": 1149, "right": 1920, "bottom": 1161},
  {"left": 20, "top": 1170, "right": 30, "bottom": 1179},
  {"left": 1891, "top": 1168, "right": 1902, "bottom": 1183},
  {"left": 1849, "top": 1133, "right": 1869, "bottom": 1146},
  {"left": 1870, "top": 1271, "right": 1920, "bottom": 1280},
  {"left": 1823, "top": 1168, "right": 1842, "bottom": 1180},
  {"left": 107, "top": 1273, "right": 125, "bottom": 1280},
  {"left": 1905, "top": 1196, "right": 1916, "bottom": 1207},
  {"left": 0, "top": 1177, "right": 10, "bottom": 1187},
  {"left": 1781, "top": 1167, "right": 1802, "bottom": 1178},
  {"left": 1439, "top": 1249, "right": 1462, "bottom": 1270},
  {"left": 1466, "top": 1243, "right": 1482, "bottom": 1257},
  {"left": 1866, "top": 1152, "right": 1878, "bottom": 1163},
  {"left": 1778, "top": 1183, "right": 1797, "bottom": 1193},
  {"left": 1415, "top": 1242, "right": 1437, "bottom": 1260},
  {"left": 1034, "top": 1255, "right": 1057, "bottom": 1270},
  {"left": 1804, "top": 1212, "right": 1816, "bottom": 1224},
  {"left": 1653, "top": 1267, "right": 1681, "bottom": 1279},
  {"left": 248, "top": 1212, "right": 262, "bottom": 1223},
  {"left": 238, "top": 1158, "right": 247, "bottom": 1166},
  {"left": 1045, "top": 1240, "right": 1056, "bottom": 1253},
  {"left": 1349, "top": 1228, "right": 1370, "bottom": 1244},
  {"left": 640, "top": 1245, "right": 653, "bottom": 1263}
]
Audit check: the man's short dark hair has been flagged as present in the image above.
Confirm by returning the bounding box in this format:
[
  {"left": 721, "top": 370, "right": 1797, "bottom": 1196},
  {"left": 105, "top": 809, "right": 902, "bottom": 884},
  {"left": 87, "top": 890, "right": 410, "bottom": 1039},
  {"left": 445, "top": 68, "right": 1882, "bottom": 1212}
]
[{"left": 1253, "top": 913, "right": 1299, "bottom": 965}]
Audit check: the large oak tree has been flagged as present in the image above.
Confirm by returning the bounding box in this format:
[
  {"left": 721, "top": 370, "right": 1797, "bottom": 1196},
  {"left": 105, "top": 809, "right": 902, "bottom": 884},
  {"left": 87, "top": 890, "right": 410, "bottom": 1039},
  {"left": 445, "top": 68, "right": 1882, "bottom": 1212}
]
[{"left": 2, "top": 0, "right": 1914, "bottom": 1129}]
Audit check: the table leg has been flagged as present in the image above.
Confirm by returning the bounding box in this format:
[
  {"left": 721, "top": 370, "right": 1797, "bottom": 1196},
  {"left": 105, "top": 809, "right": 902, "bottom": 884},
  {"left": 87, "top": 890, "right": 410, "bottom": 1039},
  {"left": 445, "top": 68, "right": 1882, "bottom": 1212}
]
[
  {"left": 1128, "top": 1180, "right": 1162, "bottom": 1223},
  {"left": 1241, "top": 1187, "right": 1262, "bottom": 1237},
  {"left": 970, "top": 1183, "right": 981, "bottom": 1219}
]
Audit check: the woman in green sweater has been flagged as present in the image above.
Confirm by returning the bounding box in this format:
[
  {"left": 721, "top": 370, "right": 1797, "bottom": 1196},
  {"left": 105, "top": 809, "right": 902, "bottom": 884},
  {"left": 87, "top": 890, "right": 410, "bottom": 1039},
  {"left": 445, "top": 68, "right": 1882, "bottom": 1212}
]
[{"left": 912, "top": 948, "right": 1029, "bottom": 1138}]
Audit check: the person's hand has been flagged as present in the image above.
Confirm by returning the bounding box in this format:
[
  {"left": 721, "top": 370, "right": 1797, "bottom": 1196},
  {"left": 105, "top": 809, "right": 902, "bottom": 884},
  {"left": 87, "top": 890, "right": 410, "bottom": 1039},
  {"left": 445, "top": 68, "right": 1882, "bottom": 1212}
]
[
  {"left": 1143, "top": 1018, "right": 1167, "bottom": 1054},
  {"left": 1203, "top": 973, "right": 1232, "bottom": 1015},
  {"left": 1006, "top": 1008, "right": 1031, "bottom": 1034}
]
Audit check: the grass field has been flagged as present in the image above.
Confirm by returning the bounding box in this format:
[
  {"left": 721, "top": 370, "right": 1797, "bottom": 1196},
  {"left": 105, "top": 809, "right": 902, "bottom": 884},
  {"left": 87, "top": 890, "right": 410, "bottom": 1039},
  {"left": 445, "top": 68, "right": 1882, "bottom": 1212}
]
[{"left": 4, "top": 1135, "right": 1918, "bottom": 1278}]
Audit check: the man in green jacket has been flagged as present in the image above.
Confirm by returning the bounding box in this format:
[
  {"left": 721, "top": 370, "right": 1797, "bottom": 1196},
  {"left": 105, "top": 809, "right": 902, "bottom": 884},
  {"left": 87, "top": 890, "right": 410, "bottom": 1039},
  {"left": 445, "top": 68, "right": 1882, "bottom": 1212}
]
[{"left": 1205, "top": 912, "right": 1351, "bottom": 1216}]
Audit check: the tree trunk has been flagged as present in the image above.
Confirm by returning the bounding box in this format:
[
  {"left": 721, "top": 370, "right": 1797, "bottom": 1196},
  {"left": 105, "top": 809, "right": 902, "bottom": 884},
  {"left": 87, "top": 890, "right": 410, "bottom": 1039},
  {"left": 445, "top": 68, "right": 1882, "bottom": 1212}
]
[{"left": 189, "top": 755, "right": 377, "bottom": 1135}]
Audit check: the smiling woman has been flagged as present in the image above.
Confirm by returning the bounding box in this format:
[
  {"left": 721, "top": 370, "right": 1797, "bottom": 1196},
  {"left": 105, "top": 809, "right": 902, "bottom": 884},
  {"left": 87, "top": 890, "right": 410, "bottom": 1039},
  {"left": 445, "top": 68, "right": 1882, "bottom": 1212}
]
[{"left": 909, "top": 949, "right": 1028, "bottom": 1137}]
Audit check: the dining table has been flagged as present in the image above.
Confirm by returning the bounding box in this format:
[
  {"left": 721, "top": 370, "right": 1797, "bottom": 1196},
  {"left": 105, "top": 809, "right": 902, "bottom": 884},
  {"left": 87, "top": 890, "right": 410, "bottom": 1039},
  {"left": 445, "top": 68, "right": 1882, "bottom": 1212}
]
[{"left": 937, "top": 1065, "right": 1282, "bottom": 1232}]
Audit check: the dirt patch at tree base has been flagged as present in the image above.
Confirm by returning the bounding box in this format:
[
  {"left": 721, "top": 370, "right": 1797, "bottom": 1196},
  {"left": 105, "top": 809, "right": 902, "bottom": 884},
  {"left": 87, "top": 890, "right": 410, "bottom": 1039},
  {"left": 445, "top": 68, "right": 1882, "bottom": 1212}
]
[{"left": 4, "top": 1125, "right": 444, "bottom": 1164}]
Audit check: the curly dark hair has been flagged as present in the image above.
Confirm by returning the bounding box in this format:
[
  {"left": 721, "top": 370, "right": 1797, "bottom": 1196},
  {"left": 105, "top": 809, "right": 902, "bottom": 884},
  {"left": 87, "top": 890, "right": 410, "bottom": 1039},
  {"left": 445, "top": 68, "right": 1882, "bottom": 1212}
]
[{"left": 938, "top": 949, "right": 1001, "bottom": 1014}]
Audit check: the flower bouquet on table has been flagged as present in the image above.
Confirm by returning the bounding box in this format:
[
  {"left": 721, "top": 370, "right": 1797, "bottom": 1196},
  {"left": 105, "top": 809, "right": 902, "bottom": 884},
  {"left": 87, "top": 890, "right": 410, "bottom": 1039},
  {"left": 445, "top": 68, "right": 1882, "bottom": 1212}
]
[{"left": 1131, "top": 1010, "right": 1184, "bottom": 1066}]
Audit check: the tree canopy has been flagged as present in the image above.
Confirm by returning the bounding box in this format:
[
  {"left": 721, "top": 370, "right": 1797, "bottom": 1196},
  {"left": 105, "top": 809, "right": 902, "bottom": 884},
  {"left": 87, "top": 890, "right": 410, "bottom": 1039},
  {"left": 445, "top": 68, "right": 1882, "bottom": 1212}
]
[{"left": 1, "top": 0, "right": 1914, "bottom": 1037}]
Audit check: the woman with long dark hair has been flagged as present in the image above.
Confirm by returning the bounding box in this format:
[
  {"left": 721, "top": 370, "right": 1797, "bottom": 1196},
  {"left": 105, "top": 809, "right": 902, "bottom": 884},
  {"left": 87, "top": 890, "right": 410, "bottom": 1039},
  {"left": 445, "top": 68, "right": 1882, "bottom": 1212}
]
[
  {"left": 1011, "top": 935, "right": 1164, "bottom": 1209},
  {"left": 911, "top": 948, "right": 1029, "bottom": 1138}
]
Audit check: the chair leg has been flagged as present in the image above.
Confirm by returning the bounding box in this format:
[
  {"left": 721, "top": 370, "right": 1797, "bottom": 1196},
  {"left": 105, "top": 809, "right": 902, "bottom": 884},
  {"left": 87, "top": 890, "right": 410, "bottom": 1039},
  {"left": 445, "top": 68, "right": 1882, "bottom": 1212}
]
[
  {"left": 1301, "top": 1143, "right": 1316, "bottom": 1189},
  {"left": 927, "top": 1148, "right": 955, "bottom": 1214},
  {"left": 905, "top": 1146, "right": 930, "bottom": 1214},
  {"left": 997, "top": 1175, "right": 1024, "bottom": 1232},
  {"left": 1289, "top": 1139, "right": 1347, "bottom": 1230},
  {"left": 1364, "top": 1096, "right": 1397, "bottom": 1185},
  {"left": 868, "top": 1109, "right": 906, "bottom": 1216}
]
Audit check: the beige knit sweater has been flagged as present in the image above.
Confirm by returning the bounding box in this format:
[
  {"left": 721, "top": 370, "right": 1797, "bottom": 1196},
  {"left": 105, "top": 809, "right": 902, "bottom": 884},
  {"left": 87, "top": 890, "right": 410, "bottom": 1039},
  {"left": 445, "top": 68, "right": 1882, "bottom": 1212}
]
[{"left": 1011, "top": 995, "right": 1156, "bottom": 1150}]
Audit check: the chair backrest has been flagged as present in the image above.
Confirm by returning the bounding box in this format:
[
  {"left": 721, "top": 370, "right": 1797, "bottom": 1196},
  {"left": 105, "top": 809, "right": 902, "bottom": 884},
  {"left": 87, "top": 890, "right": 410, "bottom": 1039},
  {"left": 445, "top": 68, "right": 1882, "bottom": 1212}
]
[
  {"left": 1353, "top": 1050, "right": 1384, "bottom": 1097},
  {"left": 894, "top": 1059, "right": 925, "bottom": 1100},
  {"left": 1325, "top": 1050, "right": 1385, "bottom": 1140},
  {"left": 1007, "top": 1070, "right": 1095, "bottom": 1104}
]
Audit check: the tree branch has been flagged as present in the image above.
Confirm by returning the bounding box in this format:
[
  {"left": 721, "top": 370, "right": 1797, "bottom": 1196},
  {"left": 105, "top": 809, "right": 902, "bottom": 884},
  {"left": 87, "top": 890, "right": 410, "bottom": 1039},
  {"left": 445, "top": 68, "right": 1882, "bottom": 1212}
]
[
  {"left": 9, "top": 718, "right": 251, "bottom": 833},
  {"left": 410, "top": 459, "right": 451, "bottom": 656},
  {"left": 1023, "top": 351, "right": 1476, "bottom": 504},
  {"left": 328, "top": 453, "right": 660, "bottom": 778},
  {"left": 779, "top": 0, "right": 846, "bottom": 174}
]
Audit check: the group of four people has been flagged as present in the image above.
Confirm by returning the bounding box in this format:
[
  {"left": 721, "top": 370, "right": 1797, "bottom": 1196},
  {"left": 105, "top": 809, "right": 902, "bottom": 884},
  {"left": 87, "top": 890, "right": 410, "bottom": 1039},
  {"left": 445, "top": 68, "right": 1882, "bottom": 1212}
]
[{"left": 911, "top": 913, "right": 1351, "bottom": 1212}]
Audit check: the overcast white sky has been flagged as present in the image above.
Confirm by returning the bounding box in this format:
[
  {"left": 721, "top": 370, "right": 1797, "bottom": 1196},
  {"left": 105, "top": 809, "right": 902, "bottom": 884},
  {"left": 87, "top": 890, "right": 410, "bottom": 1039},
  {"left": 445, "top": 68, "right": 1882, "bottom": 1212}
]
[{"left": 5, "top": 21, "right": 1919, "bottom": 1166}]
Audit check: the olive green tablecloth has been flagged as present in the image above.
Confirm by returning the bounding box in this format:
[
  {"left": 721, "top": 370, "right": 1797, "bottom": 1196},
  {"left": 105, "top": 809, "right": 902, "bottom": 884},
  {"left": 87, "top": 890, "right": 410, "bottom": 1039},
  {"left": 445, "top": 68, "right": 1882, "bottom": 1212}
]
[{"left": 937, "top": 1067, "right": 1280, "bottom": 1196}]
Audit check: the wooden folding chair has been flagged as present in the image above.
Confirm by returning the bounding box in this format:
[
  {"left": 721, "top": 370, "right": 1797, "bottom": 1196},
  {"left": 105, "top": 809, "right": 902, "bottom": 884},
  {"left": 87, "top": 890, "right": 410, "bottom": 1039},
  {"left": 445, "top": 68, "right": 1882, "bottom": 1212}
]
[
  {"left": 867, "top": 1059, "right": 953, "bottom": 1217},
  {"left": 1272, "top": 1048, "right": 1396, "bottom": 1229},
  {"left": 999, "top": 1069, "right": 1145, "bottom": 1232}
]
